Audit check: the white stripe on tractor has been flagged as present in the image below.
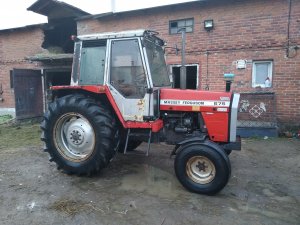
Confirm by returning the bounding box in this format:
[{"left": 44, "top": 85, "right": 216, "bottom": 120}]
[{"left": 160, "top": 99, "right": 230, "bottom": 107}]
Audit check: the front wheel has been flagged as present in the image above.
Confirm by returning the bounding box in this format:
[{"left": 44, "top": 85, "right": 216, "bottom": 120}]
[{"left": 174, "top": 141, "right": 231, "bottom": 195}]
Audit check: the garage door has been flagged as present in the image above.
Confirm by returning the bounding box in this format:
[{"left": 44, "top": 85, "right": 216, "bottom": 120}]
[{"left": 13, "top": 69, "right": 43, "bottom": 119}]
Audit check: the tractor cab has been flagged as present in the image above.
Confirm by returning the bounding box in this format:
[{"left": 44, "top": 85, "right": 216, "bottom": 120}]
[{"left": 71, "top": 30, "right": 170, "bottom": 122}]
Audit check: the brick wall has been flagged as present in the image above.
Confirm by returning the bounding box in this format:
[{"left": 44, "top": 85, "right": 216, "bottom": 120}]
[
  {"left": 77, "top": 0, "right": 300, "bottom": 126},
  {"left": 0, "top": 27, "right": 44, "bottom": 110}
]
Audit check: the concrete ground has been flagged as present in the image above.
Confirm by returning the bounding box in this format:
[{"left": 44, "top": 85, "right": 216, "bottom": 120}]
[{"left": 0, "top": 130, "right": 299, "bottom": 225}]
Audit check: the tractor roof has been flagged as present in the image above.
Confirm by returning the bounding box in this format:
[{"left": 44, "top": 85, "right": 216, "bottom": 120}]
[{"left": 77, "top": 30, "right": 164, "bottom": 45}]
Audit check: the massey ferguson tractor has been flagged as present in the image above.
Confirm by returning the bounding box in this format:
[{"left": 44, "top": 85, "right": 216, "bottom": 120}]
[{"left": 41, "top": 30, "right": 241, "bottom": 195}]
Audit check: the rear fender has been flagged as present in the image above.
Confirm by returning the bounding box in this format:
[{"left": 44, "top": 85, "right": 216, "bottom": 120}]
[{"left": 49, "top": 85, "right": 127, "bottom": 128}]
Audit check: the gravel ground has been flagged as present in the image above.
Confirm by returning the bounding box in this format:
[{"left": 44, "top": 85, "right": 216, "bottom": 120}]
[{"left": 0, "top": 126, "right": 299, "bottom": 225}]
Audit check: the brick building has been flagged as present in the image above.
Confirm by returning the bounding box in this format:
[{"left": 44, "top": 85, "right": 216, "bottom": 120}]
[
  {"left": 0, "top": 25, "right": 45, "bottom": 117},
  {"left": 0, "top": 0, "right": 299, "bottom": 132},
  {"left": 0, "top": 0, "right": 88, "bottom": 118}
]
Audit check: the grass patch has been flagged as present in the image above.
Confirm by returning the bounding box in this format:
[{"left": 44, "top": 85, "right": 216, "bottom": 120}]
[
  {"left": 0, "top": 115, "right": 13, "bottom": 124},
  {"left": 0, "top": 122, "right": 42, "bottom": 149}
]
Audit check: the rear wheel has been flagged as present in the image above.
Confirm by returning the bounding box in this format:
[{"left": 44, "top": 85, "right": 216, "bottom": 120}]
[
  {"left": 174, "top": 141, "right": 231, "bottom": 195},
  {"left": 41, "top": 95, "right": 118, "bottom": 175}
]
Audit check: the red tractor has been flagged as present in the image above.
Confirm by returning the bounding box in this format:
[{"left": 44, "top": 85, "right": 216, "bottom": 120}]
[{"left": 41, "top": 30, "right": 241, "bottom": 195}]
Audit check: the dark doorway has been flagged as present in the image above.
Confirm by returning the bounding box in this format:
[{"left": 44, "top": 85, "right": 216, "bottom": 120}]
[
  {"left": 13, "top": 69, "right": 43, "bottom": 119},
  {"left": 172, "top": 65, "right": 198, "bottom": 89},
  {"left": 43, "top": 70, "right": 72, "bottom": 110},
  {"left": 45, "top": 70, "right": 71, "bottom": 87},
  {"left": 42, "top": 19, "right": 77, "bottom": 53}
]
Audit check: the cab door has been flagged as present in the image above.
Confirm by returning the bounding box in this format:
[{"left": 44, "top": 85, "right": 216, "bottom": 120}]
[{"left": 108, "top": 38, "right": 152, "bottom": 121}]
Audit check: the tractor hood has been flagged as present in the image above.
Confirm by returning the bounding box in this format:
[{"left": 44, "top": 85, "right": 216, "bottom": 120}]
[{"left": 159, "top": 88, "right": 232, "bottom": 112}]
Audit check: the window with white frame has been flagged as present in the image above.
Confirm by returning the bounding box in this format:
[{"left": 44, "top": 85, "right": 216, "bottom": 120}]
[{"left": 252, "top": 61, "right": 273, "bottom": 88}]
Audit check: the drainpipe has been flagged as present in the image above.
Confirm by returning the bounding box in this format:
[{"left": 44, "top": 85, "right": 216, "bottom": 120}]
[
  {"left": 286, "top": 0, "right": 292, "bottom": 57},
  {"left": 179, "top": 28, "right": 186, "bottom": 89}
]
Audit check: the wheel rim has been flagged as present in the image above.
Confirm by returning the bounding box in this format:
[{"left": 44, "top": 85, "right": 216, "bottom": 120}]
[
  {"left": 186, "top": 156, "right": 216, "bottom": 184},
  {"left": 53, "top": 113, "right": 96, "bottom": 162}
]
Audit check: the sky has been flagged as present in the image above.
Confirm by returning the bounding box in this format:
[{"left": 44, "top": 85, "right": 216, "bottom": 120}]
[{"left": 0, "top": 0, "right": 197, "bottom": 30}]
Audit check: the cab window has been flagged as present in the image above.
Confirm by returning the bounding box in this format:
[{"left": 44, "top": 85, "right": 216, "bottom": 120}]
[
  {"left": 110, "top": 39, "right": 147, "bottom": 98},
  {"left": 79, "top": 40, "right": 106, "bottom": 85}
]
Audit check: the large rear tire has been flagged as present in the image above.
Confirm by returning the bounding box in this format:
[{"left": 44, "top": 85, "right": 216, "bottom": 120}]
[
  {"left": 41, "top": 95, "right": 119, "bottom": 175},
  {"left": 174, "top": 140, "right": 231, "bottom": 195}
]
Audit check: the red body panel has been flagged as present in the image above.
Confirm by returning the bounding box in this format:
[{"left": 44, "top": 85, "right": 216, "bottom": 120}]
[
  {"left": 160, "top": 88, "right": 232, "bottom": 112},
  {"left": 51, "top": 85, "right": 106, "bottom": 93},
  {"left": 51, "top": 85, "right": 164, "bottom": 132},
  {"left": 125, "top": 120, "right": 163, "bottom": 132},
  {"left": 202, "top": 112, "right": 229, "bottom": 142},
  {"left": 51, "top": 86, "right": 232, "bottom": 140},
  {"left": 160, "top": 88, "right": 232, "bottom": 142}
]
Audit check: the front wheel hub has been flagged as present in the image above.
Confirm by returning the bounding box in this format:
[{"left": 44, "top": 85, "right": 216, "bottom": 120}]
[{"left": 186, "top": 156, "right": 216, "bottom": 184}]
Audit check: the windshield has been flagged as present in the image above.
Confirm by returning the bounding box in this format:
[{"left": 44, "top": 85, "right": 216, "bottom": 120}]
[{"left": 144, "top": 39, "right": 171, "bottom": 87}]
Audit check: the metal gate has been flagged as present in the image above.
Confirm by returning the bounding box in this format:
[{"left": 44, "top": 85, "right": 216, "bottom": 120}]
[
  {"left": 13, "top": 69, "right": 43, "bottom": 119},
  {"left": 237, "top": 92, "right": 277, "bottom": 128}
]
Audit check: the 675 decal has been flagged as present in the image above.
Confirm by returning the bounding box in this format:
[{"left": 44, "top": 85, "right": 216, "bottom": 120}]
[
  {"left": 214, "top": 101, "right": 226, "bottom": 106},
  {"left": 160, "top": 99, "right": 230, "bottom": 107}
]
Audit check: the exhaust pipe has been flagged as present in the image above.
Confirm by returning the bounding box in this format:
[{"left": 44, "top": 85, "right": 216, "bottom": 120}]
[
  {"left": 180, "top": 29, "right": 186, "bottom": 89},
  {"left": 224, "top": 73, "right": 235, "bottom": 92}
]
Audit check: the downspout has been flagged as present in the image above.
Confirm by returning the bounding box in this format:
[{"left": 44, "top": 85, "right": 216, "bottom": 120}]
[
  {"left": 205, "top": 50, "right": 209, "bottom": 90},
  {"left": 286, "top": 0, "right": 292, "bottom": 57}
]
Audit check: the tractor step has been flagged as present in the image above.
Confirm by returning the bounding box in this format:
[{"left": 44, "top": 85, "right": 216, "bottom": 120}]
[
  {"left": 121, "top": 150, "right": 150, "bottom": 156},
  {"left": 124, "top": 128, "right": 152, "bottom": 156}
]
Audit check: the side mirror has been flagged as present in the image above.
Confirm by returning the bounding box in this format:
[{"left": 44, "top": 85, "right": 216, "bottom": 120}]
[{"left": 146, "top": 88, "right": 153, "bottom": 94}]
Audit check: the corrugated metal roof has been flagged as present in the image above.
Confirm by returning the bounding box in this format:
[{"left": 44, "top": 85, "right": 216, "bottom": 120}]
[{"left": 27, "top": 0, "right": 90, "bottom": 18}]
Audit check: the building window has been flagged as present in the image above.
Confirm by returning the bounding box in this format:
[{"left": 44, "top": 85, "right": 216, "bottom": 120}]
[
  {"left": 169, "top": 18, "right": 194, "bottom": 34},
  {"left": 252, "top": 61, "right": 273, "bottom": 88}
]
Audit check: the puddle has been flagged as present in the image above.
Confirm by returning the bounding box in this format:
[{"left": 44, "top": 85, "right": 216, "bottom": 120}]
[
  {"left": 238, "top": 204, "right": 299, "bottom": 223},
  {"left": 119, "top": 164, "right": 183, "bottom": 198},
  {"left": 246, "top": 181, "right": 289, "bottom": 198}
]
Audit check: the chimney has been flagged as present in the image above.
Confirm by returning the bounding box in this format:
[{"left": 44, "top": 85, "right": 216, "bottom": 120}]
[{"left": 111, "top": 0, "right": 116, "bottom": 13}]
